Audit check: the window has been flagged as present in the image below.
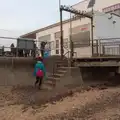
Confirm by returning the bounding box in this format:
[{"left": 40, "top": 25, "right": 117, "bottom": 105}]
[
  {"left": 56, "top": 40, "right": 59, "bottom": 48},
  {"left": 56, "top": 50, "right": 59, "bottom": 54},
  {"left": 56, "top": 40, "right": 59, "bottom": 54}
]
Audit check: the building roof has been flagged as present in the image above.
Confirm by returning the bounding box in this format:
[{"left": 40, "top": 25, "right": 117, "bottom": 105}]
[{"left": 20, "top": 19, "right": 70, "bottom": 38}]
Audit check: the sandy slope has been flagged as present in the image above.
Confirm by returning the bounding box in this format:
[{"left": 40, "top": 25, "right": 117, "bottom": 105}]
[{"left": 0, "top": 86, "right": 120, "bottom": 120}]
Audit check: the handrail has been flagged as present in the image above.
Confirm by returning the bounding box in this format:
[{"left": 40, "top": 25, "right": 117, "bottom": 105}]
[
  {"left": 52, "top": 45, "right": 78, "bottom": 84},
  {"left": 63, "top": 46, "right": 78, "bottom": 67},
  {"left": 63, "top": 44, "right": 69, "bottom": 51},
  {"left": 63, "top": 51, "right": 70, "bottom": 58}
]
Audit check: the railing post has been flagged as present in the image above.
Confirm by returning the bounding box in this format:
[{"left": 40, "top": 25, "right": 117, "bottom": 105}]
[
  {"left": 119, "top": 45, "right": 120, "bottom": 56},
  {"left": 69, "top": 12, "right": 73, "bottom": 67},
  {"left": 91, "top": 17, "right": 94, "bottom": 57},
  {"left": 60, "top": 8, "right": 64, "bottom": 59},
  {"left": 98, "top": 39, "right": 101, "bottom": 57},
  {"left": 96, "top": 40, "right": 98, "bottom": 56},
  {"left": 102, "top": 45, "right": 105, "bottom": 56}
]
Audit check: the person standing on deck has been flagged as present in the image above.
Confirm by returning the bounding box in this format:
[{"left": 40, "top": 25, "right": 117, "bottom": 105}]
[{"left": 40, "top": 41, "right": 47, "bottom": 58}]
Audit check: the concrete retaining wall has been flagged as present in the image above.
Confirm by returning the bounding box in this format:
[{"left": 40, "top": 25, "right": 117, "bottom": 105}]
[
  {"left": 0, "top": 57, "right": 118, "bottom": 88},
  {"left": 80, "top": 67, "right": 119, "bottom": 86},
  {"left": 0, "top": 57, "right": 34, "bottom": 86},
  {"left": 0, "top": 56, "right": 62, "bottom": 86},
  {"left": 55, "top": 67, "right": 83, "bottom": 91}
]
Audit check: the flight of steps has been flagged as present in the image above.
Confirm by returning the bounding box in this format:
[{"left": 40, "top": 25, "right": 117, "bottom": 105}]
[{"left": 43, "top": 59, "right": 69, "bottom": 89}]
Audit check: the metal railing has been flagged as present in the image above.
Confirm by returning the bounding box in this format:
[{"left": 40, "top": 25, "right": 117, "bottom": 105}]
[
  {"left": 92, "top": 38, "right": 120, "bottom": 57},
  {"left": 52, "top": 44, "right": 77, "bottom": 82},
  {"left": 1, "top": 36, "right": 120, "bottom": 58}
]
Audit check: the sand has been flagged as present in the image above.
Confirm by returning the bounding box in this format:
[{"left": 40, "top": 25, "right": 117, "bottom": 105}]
[{"left": 0, "top": 86, "right": 120, "bottom": 120}]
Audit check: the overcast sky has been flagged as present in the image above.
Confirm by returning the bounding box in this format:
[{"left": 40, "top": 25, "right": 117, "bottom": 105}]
[
  {"left": 0, "top": 0, "right": 81, "bottom": 36},
  {"left": 0, "top": 0, "right": 81, "bottom": 49}
]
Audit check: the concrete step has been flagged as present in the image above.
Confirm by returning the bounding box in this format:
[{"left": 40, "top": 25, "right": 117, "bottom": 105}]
[
  {"left": 44, "top": 80, "right": 52, "bottom": 85},
  {"left": 58, "top": 67, "right": 69, "bottom": 71},
  {"left": 56, "top": 61, "right": 68, "bottom": 64},
  {"left": 51, "top": 73, "right": 64, "bottom": 78},
  {"left": 44, "top": 67, "right": 68, "bottom": 88},
  {"left": 56, "top": 60, "right": 68, "bottom": 65},
  {"left": 44, "top": 80, "right": 56, "bottom": 87},
  {"left": 56, "top": 70, "right": 67, "bottom": 74},
  {"left": 47, "top": 76, "right": 60, "bottom": 81},
  {"left": 57, "top": 64, "right": 68, "bottom": 67}
]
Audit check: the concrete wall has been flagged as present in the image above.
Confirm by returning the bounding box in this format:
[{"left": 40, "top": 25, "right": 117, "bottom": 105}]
[
  {"left": 0, "top": 57, "right": 34, "bottom": 86},
  {"left": 55, "top": 67, "right": 83, "bottom": 91},
  {"left": 54, "top": 66, "right": 119, "bottom": 90},
  {"left": 0, "top": 57, "right": 35, "bottom": 68},
  {"left": 0, "top": 57, "right": 118, "bottom": 94},
  {"left": 80, "top": 67, "right": 118, "bottom": 86},
  {"left": 0, "top": 57, "right": 61, "bottom": 86}
]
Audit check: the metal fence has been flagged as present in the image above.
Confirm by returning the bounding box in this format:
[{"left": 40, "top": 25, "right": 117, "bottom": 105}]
[
  {"left": 1, "top": 36, "right": 120, "bottom": 58},
  {"left": 0, "top": 36, "right": 68, "bottom": 58},
  {"left": 0, "top": 37, "right": 35, "bottom": 57},
  {"left": 93, "top": 38, "right": 120, "bottom": 57}
]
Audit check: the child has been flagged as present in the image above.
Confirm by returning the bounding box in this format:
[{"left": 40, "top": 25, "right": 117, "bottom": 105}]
[{"left": 33, "top": 57, "right": 46, "bottom": 89}]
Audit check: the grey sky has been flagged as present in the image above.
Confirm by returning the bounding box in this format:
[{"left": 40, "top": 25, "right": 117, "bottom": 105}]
[
  {"left": 0, "top": 0, "right": 81, "bottom": 35},
  {"left": 0, "top": 0, "right": 81, "bottom": 49}
]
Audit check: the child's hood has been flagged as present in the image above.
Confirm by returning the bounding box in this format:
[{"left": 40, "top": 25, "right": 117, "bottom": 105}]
[{"left": 37, "top": 61, "right": 42, "bottom": 64}]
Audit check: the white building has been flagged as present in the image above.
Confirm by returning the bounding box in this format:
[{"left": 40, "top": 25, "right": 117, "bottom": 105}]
[
  {"left": 22, "top": 0, "right": 120, "bottom": 58},
  {"left": 73, "top": 0, "right": 120, "bottom": 15}
]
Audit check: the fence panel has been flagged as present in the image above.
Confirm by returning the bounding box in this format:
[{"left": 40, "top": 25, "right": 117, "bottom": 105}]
[{"left": 93, "top": 38, "right": 120, "bottom": 57}]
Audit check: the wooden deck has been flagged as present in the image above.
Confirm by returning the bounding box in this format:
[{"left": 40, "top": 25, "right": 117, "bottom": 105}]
[
  {"left": 74, "top": 56, "right": 120, "bottom": 62},
  {"left": 77, "top": 61, "right": 120, "bottom": 67},
  {"left": 74, "top": 56, "right": 120, "bottom": 67}
]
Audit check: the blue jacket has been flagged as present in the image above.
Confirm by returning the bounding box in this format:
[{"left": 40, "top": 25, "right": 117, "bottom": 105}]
[{"left": 33, "top": 61, "right": 46, "bottom": 77}]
